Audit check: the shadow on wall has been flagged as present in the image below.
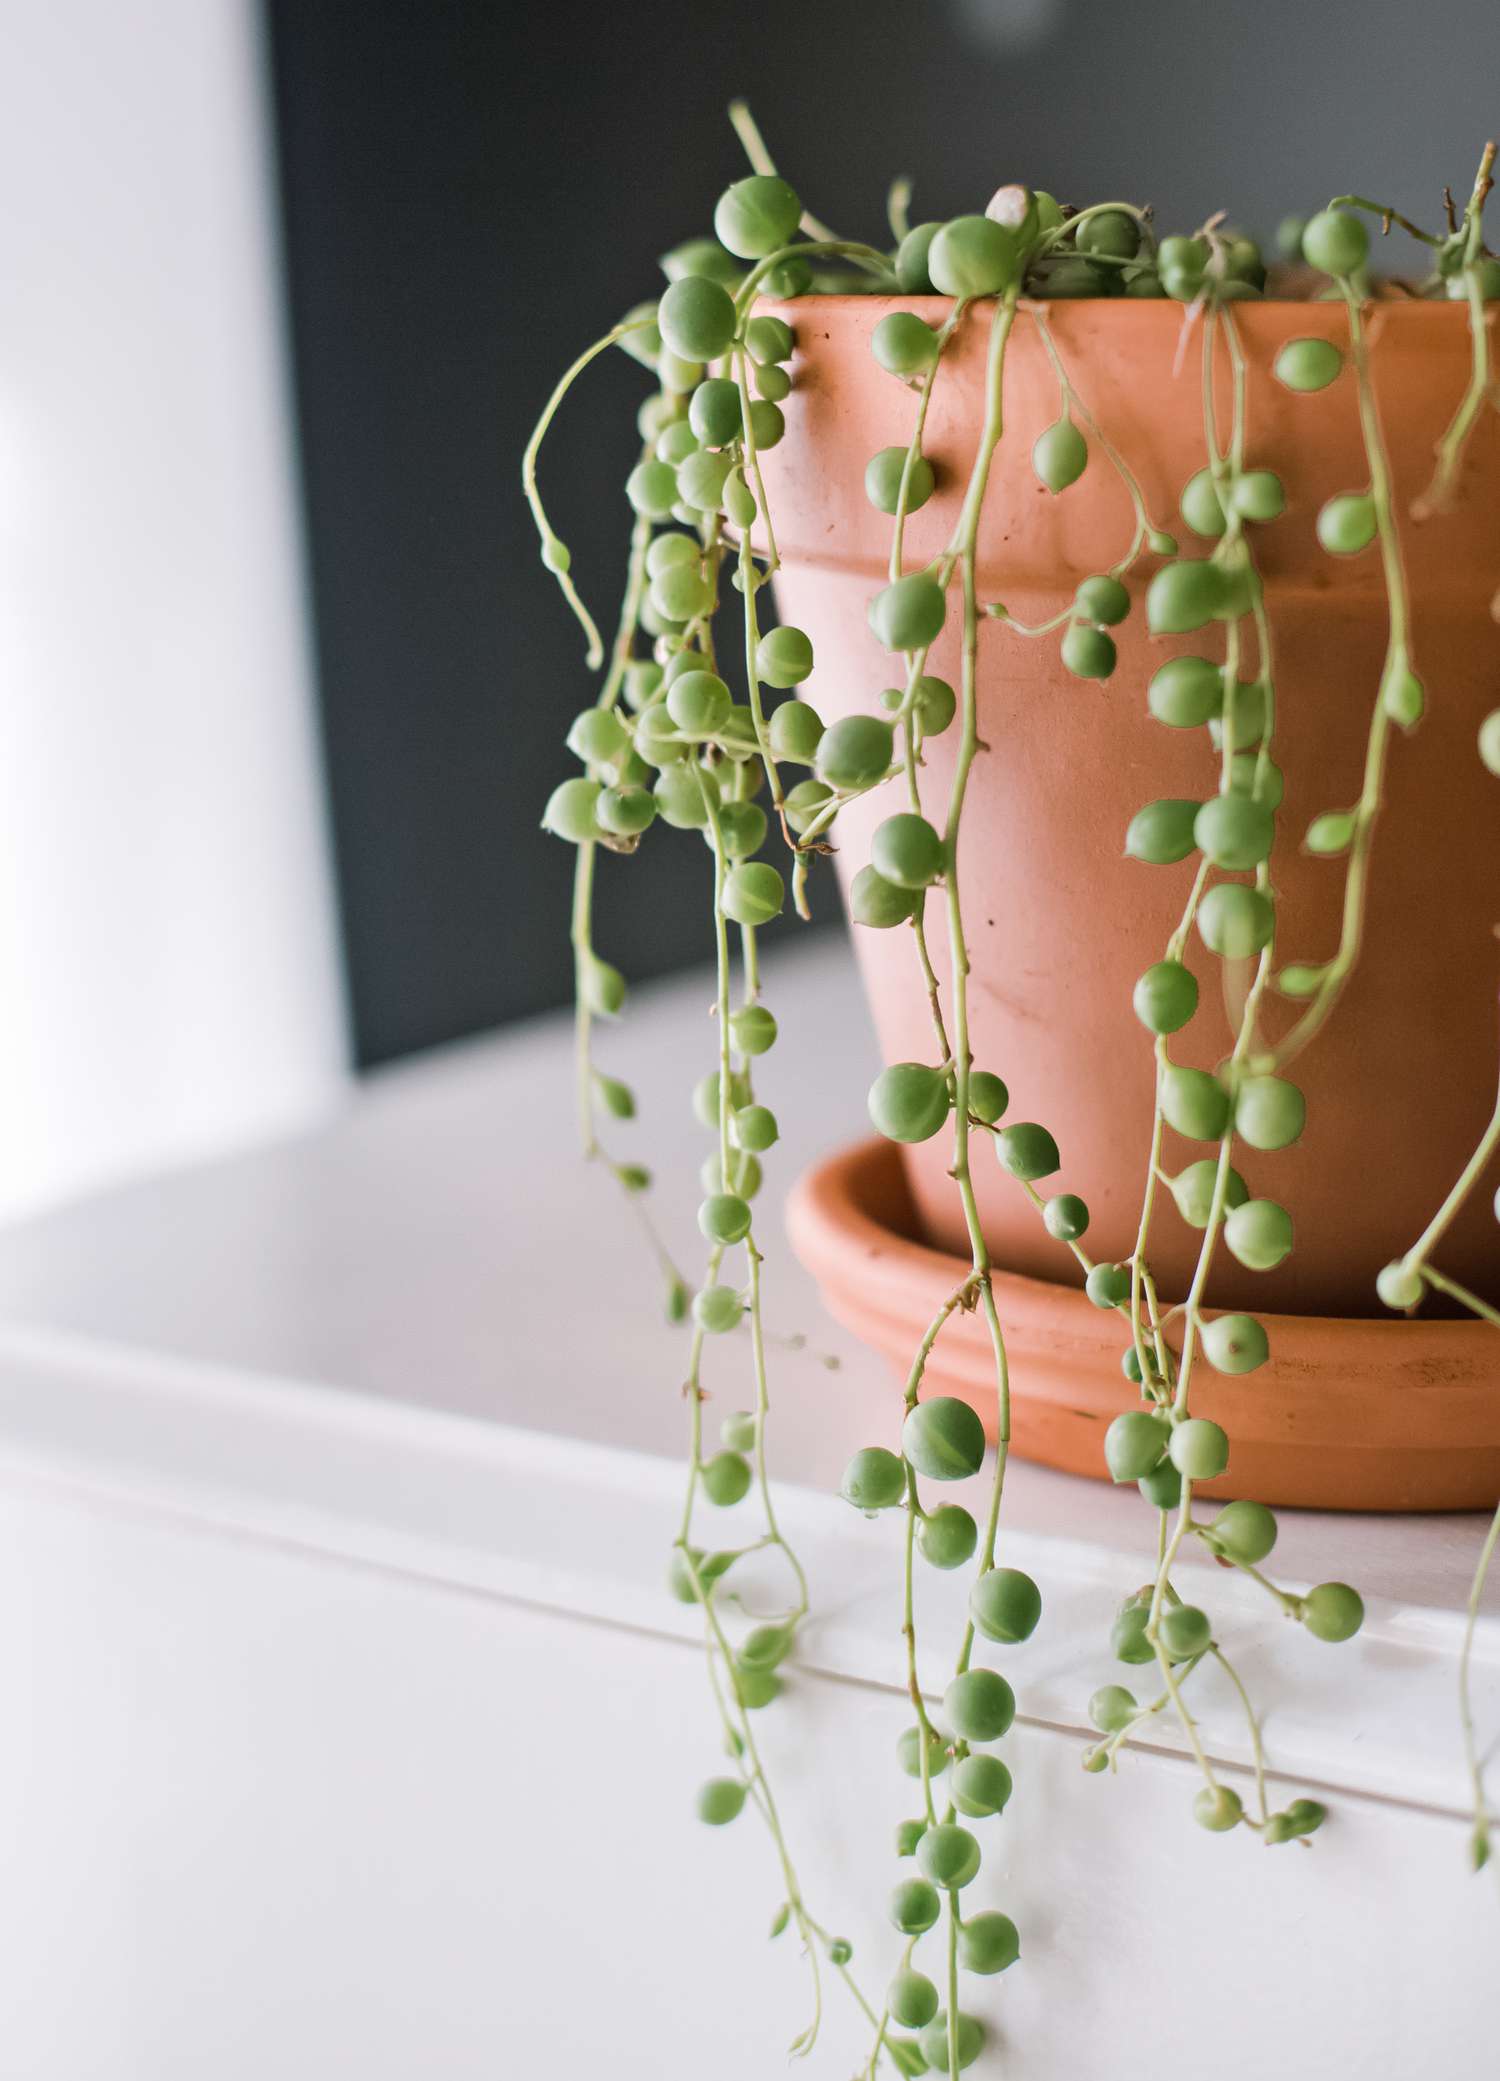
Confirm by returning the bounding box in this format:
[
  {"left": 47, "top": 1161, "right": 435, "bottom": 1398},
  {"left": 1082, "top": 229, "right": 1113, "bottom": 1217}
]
[{"left": 269, "top": 0, "right": 1500, "bottom": 1064}]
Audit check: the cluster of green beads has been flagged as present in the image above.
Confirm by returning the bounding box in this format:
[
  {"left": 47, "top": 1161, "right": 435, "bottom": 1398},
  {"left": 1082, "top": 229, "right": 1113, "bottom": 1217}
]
[
  {"left": 847, "top": 201, "right": 1401, "bottom": 1851},
  {"left": 531, "top": 119, "right": 1500, "bottom": 2062},
  {"left": 842, "top": 1393, "right": 1032, "bottom": 2070}
]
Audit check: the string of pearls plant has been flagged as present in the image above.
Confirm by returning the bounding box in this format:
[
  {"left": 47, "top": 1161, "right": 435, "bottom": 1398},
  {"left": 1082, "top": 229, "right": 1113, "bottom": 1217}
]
[{"left": 526, "top": 107, "right": 1500, "bottom": 2075}]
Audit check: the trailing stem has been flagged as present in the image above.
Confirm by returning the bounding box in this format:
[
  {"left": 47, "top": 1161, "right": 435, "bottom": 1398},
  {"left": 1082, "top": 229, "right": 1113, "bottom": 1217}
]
[{"left": 1269, "top": 281, "right": 1414, "bottom": 1069}]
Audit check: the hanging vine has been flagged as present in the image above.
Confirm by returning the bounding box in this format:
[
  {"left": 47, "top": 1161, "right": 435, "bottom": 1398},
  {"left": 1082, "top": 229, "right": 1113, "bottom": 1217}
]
[{"left": 526, "top": 111, "right": 1500, "bottom": 2076}]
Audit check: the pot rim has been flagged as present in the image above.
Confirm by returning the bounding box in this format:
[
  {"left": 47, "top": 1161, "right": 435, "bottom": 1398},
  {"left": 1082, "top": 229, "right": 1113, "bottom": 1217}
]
[
  {"left": 768, "top": 292, "right": 1480, "bottom": 320},
  {"left": 790, "top": 1133, "right": 1495, "bottom": 1363}
]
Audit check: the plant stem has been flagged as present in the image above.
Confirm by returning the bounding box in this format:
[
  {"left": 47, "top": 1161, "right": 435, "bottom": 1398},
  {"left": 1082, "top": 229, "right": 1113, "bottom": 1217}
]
[
  {"left": 1271, "top": 281, "right": 1410, "bottom": 1068},
  {"left": 1416, "top": 265, "right": 1493, "bottom": 516},
  {"left": 1461, "top": 1502, "right": 1500, "bottom": 1862},
  {"left": 571, "top": 842, "right": 598, "bottom": 1156},
  {"left": 1422, "top": 1266, "right": 1500, "bottom": 1328},
  {"left": 726, "top": 100, "right": 890, "bottom": 275},
  {"left": 1403, "top": 1080, "right": 1500, "bottom": 1275},
  {"left": 1030, "top": 307, "right": 1169, "bottom": 569},
  {"left": 522, "top": 316, "right": 654, "bottom": 663},
  {"left": 1210, "top": 1644, "right": 1270, "bottom": 1822}
]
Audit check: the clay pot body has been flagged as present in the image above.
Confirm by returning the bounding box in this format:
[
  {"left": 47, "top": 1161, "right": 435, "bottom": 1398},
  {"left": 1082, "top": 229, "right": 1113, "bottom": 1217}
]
[{"left": 761, "top": 297, "right": 1500, "bottom": 1319}]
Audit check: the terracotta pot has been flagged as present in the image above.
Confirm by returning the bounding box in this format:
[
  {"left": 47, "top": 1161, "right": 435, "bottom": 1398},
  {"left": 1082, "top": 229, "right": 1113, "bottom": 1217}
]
[
  {"left": 758, "top": 296, "right": 1500, "bottom": 1506},
  {"left": 787, "top": 1137, "right": 1500, "bottom": 1511}
]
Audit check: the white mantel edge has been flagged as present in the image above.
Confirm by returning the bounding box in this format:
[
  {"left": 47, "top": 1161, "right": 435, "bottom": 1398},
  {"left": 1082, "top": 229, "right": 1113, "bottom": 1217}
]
[{"left": 0, "top": 1320, "right": 1489, "bottom": 1829}]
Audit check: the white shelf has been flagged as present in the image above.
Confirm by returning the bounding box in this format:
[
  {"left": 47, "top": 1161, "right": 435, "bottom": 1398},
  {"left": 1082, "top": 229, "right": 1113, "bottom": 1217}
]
[
  {"left": 0, "top": 934, "right": 1489, "bottom": 1614},
  {"left": 0, "top": 937, "right": 1494, "bottom": 2075}
]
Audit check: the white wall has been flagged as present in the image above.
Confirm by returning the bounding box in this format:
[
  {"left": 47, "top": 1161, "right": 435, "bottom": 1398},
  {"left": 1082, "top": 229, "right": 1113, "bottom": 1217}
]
[{"left": 0, "top": 0, "right": 346, "bottom": 1219}]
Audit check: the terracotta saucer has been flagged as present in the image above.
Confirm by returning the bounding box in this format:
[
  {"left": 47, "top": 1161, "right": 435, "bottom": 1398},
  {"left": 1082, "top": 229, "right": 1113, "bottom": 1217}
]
[{"left": 786, "top": 1137, "right": 1500, "bottom": 1513}]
